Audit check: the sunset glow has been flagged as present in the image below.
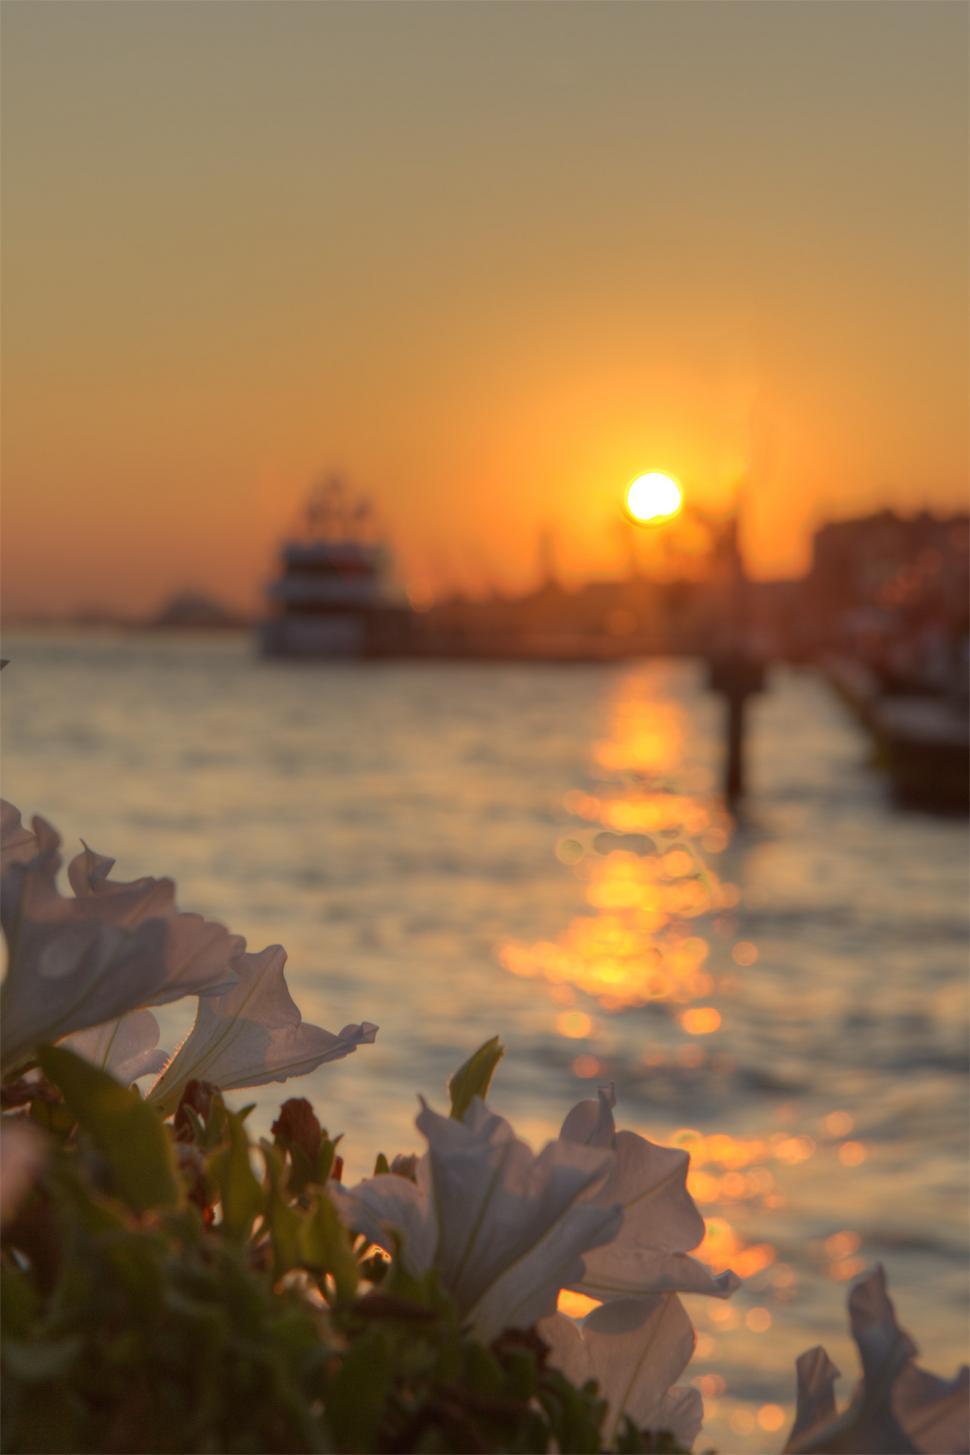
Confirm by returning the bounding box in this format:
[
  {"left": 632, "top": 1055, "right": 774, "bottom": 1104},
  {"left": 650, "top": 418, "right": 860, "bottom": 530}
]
[
  {"left": 2, "top": 3, "right": 966, "bottom": 618},
  {"left": 626, "top": 473, "right": 684, "bottom": 525}
]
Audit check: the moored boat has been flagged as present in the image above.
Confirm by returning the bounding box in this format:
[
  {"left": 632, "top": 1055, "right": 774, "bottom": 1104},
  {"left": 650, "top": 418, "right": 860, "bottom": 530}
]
[{"left": 259, "top": 479, "right": 412, "bottom": 659}]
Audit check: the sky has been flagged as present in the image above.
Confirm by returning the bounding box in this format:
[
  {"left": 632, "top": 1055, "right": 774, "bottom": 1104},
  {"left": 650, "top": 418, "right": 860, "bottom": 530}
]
[{"left": 2, "top": 0, "right": 967, "bottom": 616}]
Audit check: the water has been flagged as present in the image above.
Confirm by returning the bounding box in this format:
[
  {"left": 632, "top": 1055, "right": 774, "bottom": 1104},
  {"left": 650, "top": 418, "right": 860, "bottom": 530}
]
[{"left": 2, "top": 631, "right": 967, "bottom": 1451}]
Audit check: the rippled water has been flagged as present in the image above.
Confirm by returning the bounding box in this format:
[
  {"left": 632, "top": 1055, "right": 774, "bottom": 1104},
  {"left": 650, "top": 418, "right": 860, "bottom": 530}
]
[{"left": 3, "top": 631, "right": 967, "bottom": 1451}]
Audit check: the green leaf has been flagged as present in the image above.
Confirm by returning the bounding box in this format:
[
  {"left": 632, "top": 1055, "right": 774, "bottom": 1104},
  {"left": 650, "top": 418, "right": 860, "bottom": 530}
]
[
  {"left": 448, "top": 1035, "right": 504, "bottom": 1120},
  {"left": 0, "top": 1265, "right": 38, "bottom": 1337},
  {"left": 53, "top": 1160, "right": 133, "bottom": 1236},
  {"left": 300, "top": 1191, "right": 358, "bottom": 1304},
  {"left": 323, "top": 1332, "right": 391, "bottom": 1452},
  {"left": 210, "top": 1110, "right": 263, "bottom": 1240},
  {"left": 538, "top": 1371, "right": 607, "bottom": 1455},
  {"left": 464, "top": 1339, "right": 504, "bottom": 1396},
  {"left": 203, "top": 1090, "right": 229, "bottom": 1148},
  {"left": 382, "top": 1243, "right": 448, "bottom": 1312},
  {"left": 317, "top": 1135, "right": 339, "bottom": 1185},
  {"left": 502, "top": 1345, "right": 539, "bottom": 1402},
  {"left": 2, "top": 1336, "right": 82, "bottom": 1383},
  {"left": 37, "top": 1045, "right": 180, "bottom": 1213},
  {"left": 373, "top": 1152, "right": 390, "bottom": 1176},
  {"left": 28, "top": 1095, "right": 79, "bottom": 1138},
  {"left": 261, "top": 1141, "right": 303, "bottom": 1279}
]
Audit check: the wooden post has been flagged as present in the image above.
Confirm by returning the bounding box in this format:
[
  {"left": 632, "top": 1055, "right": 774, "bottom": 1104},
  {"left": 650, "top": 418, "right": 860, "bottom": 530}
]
[
  {"left": 708, "top": 654, "right": 762, "bottom": 808},
  {"left": 706, "top": 511, "right": 764, "bottom": 809},
  {"left": 725, "top": 683, "right": 746, "bottom": 806}
]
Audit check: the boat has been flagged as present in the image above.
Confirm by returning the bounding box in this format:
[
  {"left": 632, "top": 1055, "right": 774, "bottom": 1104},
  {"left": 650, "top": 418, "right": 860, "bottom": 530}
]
[
  {"left": 259, "top": 479, "right": 413, "bottom": 658},
  {"left": 824, "top": 655, "right": 969, "bottom": 813}
]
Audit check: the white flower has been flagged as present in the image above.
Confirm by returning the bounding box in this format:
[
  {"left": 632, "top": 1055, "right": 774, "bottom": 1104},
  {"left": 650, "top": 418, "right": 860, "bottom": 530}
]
[
  {"left": 785, "top": 1265, "right": 969, "bottom": 1455},
  {"left": 559, "top": 1085, "right": 739, "bottom": 1302},
  {"left": 539, "top": 1294, "right": 702, "bottom": 1448},
  {"left": 786, "top": 1346, "right": 841, "bottom": 1451},
  {"left": 333, "top": 1097, "right": 623, "bottom": 1341},
  {"left": 61, "top": 1009, "right": 168, "bottom": 1084},
  {"left": 1, "top": 820, "right": 170, "bottom": 1073},
  {"left": 1, "top": 805, "right": 244, "bottom": 1073},
  {"left": 1, "top": 803, "right": 377, "bottom": 1106},
  {"left": 66, "top": 840, "right": 244, "bottom": 1001},
  {"left": 146, "top": 945, "right": 378, "bottom": 1113}
]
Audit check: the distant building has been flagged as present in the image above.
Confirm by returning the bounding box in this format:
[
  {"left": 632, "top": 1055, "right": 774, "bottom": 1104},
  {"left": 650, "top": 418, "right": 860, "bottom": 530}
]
[
  {"left": 811, "top": 509, "right": 969, "bottom": 624},
  {"left": 151, "top": 591, "right": 241, "bottom": 630},
  {"left": 808, "top": 509, "right": 970, "bottom": 692}
]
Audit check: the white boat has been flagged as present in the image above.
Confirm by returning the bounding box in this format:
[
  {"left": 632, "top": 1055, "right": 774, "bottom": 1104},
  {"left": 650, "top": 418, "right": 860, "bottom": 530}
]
[{"left": 259, "top": 479, "right": 412, "bottom": 658}]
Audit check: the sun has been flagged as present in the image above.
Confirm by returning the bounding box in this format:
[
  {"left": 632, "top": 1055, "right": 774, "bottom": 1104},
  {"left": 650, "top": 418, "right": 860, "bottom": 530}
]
[{"left": 625, "top": 472, "right": 683, "bottom": 524}]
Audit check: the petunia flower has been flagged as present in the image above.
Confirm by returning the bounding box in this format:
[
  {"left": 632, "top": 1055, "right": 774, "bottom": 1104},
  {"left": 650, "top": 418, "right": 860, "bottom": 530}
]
[
  {"left": 333, "top": 1096, "right": 624, "bottom": 1341},
  {"left": 61, "top": 1009, "right": 169, "bottom": 1084},
  {"left": 2, "top": 803, "right": 377, "bottom": 1105},
  {"left": 1, "top": 821, "right": 170, "bottom": 1074},
  {"left": 2, "top": 804, "right": 244, "bottom": 1008},
  {"left": 1, "top": 805, "right": 245, "bottom": 1073},
  {"left": 785, "top": 1264, "right": 969, "bottom": 1455},
  {"left": 66, "top": 840, "right": 244, "bottom": 1000},
  {"left": 559, "top": 1085, "right": 739, "bottom": 1302},
  {"left": 786, "top": 1345, "right": 841, "bottom": 1450},
  {"left": 146, "top": 945, "right": 378, "bottom": 1114},
  {"left": 539, "top": 1293, "right": 703, "bottom": 1449}
]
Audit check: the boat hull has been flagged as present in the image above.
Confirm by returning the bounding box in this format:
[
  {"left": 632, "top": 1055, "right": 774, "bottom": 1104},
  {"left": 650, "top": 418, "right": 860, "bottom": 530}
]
[{"left": 259, "top": 607, "right": 413, "bottom": 659}]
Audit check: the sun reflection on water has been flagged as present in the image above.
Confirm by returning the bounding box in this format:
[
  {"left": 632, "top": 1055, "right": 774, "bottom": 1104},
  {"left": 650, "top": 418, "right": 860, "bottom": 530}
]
[
  {"left": 498, "top": 675, "right": 734, "bottom": 1019},
  {"left": 498, "top": 842, "right": 736, "bottom": 1015},
  {"left": 492, "top": 667, "right": 894, "bottom": 1448},
  {"left": 496, "top": 668, "right": 844, "bottom": 1442}
]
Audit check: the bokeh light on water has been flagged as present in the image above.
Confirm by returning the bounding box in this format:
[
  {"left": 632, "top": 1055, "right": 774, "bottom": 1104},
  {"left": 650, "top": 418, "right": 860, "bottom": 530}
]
[
  {"left": 2, "top": 633, "right": 967, "bottom": 1452},
  {"left": 492, "top": 668, "right": 840, "bottom": 1440}
]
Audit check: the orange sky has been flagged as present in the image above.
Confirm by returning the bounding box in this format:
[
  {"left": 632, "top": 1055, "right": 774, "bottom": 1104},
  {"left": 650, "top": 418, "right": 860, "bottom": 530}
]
[{"left": 2, "top": 2, "right": 967, "bottom": 616}]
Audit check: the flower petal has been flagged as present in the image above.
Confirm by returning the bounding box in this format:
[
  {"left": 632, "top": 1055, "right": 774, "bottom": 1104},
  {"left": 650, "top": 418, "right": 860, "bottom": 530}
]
[
  {"left": 785, "top": 1267, "right": 922, "bottom": 1455},
  {"left": 332, "top": 1171, "right": 438, "bottom": 1277},
  {"left": 547, "top": 1294, "right": 696, "bottom": 1445},
  {"left": 538, "top": 1310, "right": 590, "bottom": 1387},
  {"left": 653, "top": 1386, "right": 704, "bottom": 1450},
  {"left": 416, "top": 1096, "right": 617, "bottom": 1329},
  {"left": 585, "top": 1129, "right": 706, "bottom": 1261},
  {"left": 1, "top": 826, "right": 170, "bottom": 1073},
  {"left": 574, "top": 1244, "right": 740, "bottom": 1301},
  {"left": 62, "top": 1009, "right": 168, "bottom": 1084},
  {"left": 849, "top": 1264, "right": 918, "bottom": 1392},
  {"left": 586, "top": 1294, "right": 695, "bottom": 1434},
  {"left": 339, "top": 1095, "right": 623, "bottom": 1342},
  {"left": 893, "top": 1362, "right": 970, "bottom": 1455},
  {"left": 1, "top": 811, "right": 239, "bottom": 1070},
  {"left": 560, "top": 1084, "right": 617, "bottom": 1148},
  {"left": 468, "top": 1189, "right": 622, "bottom": 1339},
  {"left": 784, "top": 1346, "right": 841, "bottom": 1452},
  {"left": 67, "top": 842, "right": 244, "bottom": 1000},
  {"left": 560, "top": 1087, "right": 724, "bottom": 1307},
  {"left": 147, "top": 946, "right": 377, "bottom": 1111}
]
